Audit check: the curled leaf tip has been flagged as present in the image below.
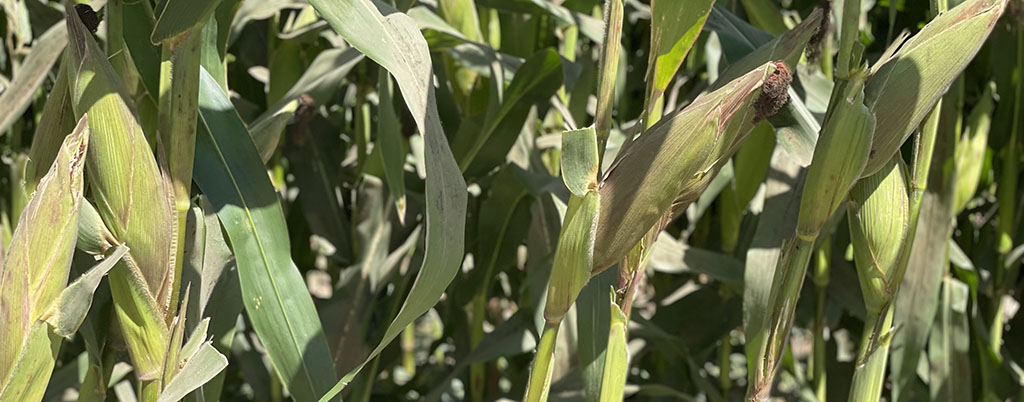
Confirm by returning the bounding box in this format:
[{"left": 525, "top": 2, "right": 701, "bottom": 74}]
[
  {"left": 754, "top": 61, "right": 792, "bottom": 122},
  {"left": 74, "top": 4, "right": 99, "bottom": 33}
]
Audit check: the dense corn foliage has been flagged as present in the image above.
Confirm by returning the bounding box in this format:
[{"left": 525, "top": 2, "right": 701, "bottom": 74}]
[{"left": 0, "top": 0, "right": 1021, "bottom": 401}]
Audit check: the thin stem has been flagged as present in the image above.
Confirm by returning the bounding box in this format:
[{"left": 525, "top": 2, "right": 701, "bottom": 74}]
[
  {"left": 847, "top": 308, "right": 895, "bottom": 402},
  {"left": 139, "top": 379, "right": 162, "bottom": 402},
  {"left": 811, "top": 237, "right": 831, "bottom": 402},
  {"left": 747, "top": 237, "right": 816, "bottom": 401},
  {"left": 594, "top": 0, "right": 624, "bottom": 166},
  {"left": 836, "top": 0, "right": 861, "bottom": 76},
  {"left": 524, "top": 321, "right": 561, "bottom": 402},
  {"left": 991, "top": 19, "right": 1023, "bottom": 352},
  {"left": 720, "top": 334, "right": 733, "bottom": 400}
]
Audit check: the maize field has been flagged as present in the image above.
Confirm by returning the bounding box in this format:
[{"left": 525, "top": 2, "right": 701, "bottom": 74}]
[{"left": 0, "top": 0, "right": 1021, "bottom": 401}]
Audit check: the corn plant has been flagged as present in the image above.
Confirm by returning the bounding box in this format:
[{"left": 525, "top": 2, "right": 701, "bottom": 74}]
[{"left": 0, "top": 0, "right": 1021, "bottom": 401}]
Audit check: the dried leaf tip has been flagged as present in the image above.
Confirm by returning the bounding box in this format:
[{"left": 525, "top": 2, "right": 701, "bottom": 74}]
[
  {"left": 74, "top": 4, "right": 99, "bottom": 34},
  {"left": 754, "top": 61, "right": 792, "bottom": 122},
  {"left": 807, "top": 1, "right": 833, "bottom": 62},
  {"left": 296, "top": 94, "right": 316, "bottom": 121}
]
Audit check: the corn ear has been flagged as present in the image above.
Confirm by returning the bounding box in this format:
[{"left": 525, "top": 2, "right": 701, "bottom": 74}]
[
  {"left": 65, "top": 2, "right": 177, "bottom": 313},
  {"left": 863, "top": 0, "right": 1006, "bottom": 176},
  {"left": 797, "top": 71, "right": 874, "bottom": 239},
  {"left": 594, "top": 61, "right": 785, "bottom": 271},
  {"left": 65, "top": 2, "right": 174, "bottom": 383},
  {"left": 848, "top": 156, "right": 911, "bottom": 315},
  {"left": 953, "top": 81, "right": 995, "bottom": 213},
  {"left": 845, "top": 156, "right": 911, "bottom": 402},
  {"left": 0, "top": 115, "right": 89, "bottom": 402}
]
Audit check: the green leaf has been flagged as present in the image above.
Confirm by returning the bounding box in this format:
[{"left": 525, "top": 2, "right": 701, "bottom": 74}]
[
  {"left": 378, "top": 72, "right": 408, "bottom": 219},
  {"left": 122, "top": 0, "right": 161, "bottom": 99},
  {"left": 156, "top": 343, "right": 228, "bottom": 402},
  {"left": 452, "top": 48, "right": 563, "bottom": 175},
  {"left": 649, "top": 232, "right": 744, "bottom": 285},
  {"left": 577, "top": 268, "right": 617, "bottom": 402},
  {"left": 0, "top": 21, "right": 66, "bottom": 135},
  {"left": 927, "top": 277, "right": 972, "bottom": 401},
  {"left": 863, "top": 0, "right": 1006, "bottom": 176},
  {"left": 647, "top": 0, "right": 713, "bottom": 99},
  {"left": 24, "top": 59, "right": 74, "bottom": 200},
  {"left": 42, "top": 245, "right": 129, "bottom": 338},
  {"left": 151, "top": 0, "right": 224, "bottom": 44},
  {"left": 544, "top": 191, "right": 601, "bottom": 322},
  {"left": 195, "top": 67, "right": 338, "bottom": 401},
  {"left": 305, "top": 2, "right": 468, "bottom": 399},
  {"left": 249, "top": 98, "right": 298, "bottom": 163},
  {"left": 560, "top": 126, "right": 599, "bottom": 197},
  {"left": 738, "top": 0, "right": 788, "bottom": 35},
  {"left": 252, "top": 47, "right": 364, "bottom": 128},
  {"left": 598, "top": 291, "right": 629, "bottom": 402}
]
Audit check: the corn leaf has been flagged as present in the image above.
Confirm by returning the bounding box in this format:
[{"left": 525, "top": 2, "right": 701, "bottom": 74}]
[
  {"left": 151, "top": 0, "right": 224, "bottom": 44},
  {"left": 249, "top": 98, "right": 298, "bottom": 163},
  {"left": 863, "top": 0, "right": 1006, "bottom": 176},
  {"left": 598, "top": 292, "right": 629, "bottom": 402},
  {"left": 378, "top": 72, "right": 407, "bottom": 218},
  {"left": 306, "top": 1, "right": 468, "bottom": 399},
  {"left": 561, "top": 126, "right": 599, "bottom": 197},
  {"left": 25, "top": 60, "right": 74, "bottom": 195},
  {"left": 576, "top": 268, "right": 617, "bottom": 402},
  {"left": 0, "top": 21, "right": 66, "bottom": 134},
  {"left": 156, "top": 343, "right": 228, "bottom": 402},
  {"left": 742, "top": 146, "right": 804, "bottom": 377},
  {"left": 452, "top": 48, "right": 563, "bottom": 175},
  {"left": 123, "top": 0, "right": 161, "bottom": 98},
  {"left": 195, "top": 67, "right": 338, "bottom": 402},
  {"left": 42, "top": 245, "right": 129, "bottom": 338},
  {"left": 646, "top": 0, "right": 713, "bottom": 102}
]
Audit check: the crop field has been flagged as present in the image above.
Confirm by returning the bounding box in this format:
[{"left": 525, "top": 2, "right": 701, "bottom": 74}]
[{"left": 0, "top": 0, "right": 1021, "bottom": 401}]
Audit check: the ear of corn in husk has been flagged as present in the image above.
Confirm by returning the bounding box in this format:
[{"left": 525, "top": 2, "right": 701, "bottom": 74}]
[
  {"left": 594, "top": 61, "right": 789, "bottom": 272},
  {"left": 846, "top": 156, "right": 910, "bottom": 402},
  {"left": 797, "top": 70, "right": 875, "bottom": 239},
  {"left": 64, "top": 2, "right": 176, "bottom": 385},
  {"left": 848, "top": 157, "right": 911, "bottom": 315},
  {"left": 0, "top": 115, "right": 89, "bottom": 402}
]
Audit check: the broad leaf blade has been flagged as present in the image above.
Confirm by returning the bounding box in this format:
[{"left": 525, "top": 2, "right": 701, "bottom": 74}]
[
  {"left": 195, "top": 67, "right": 338, "bottom": 402},
  {"left": 305, "top": 2, "right": 468, "bottom": 399}
]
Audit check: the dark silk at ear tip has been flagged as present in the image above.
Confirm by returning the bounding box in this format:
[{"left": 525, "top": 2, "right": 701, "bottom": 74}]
[
  {"left": 753, "top": 61, "right": 793, "bottom": 123},
  {"left": 74, "top": 4, "right": 100, "bottom": 34}
]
